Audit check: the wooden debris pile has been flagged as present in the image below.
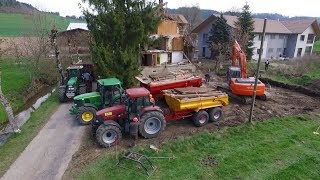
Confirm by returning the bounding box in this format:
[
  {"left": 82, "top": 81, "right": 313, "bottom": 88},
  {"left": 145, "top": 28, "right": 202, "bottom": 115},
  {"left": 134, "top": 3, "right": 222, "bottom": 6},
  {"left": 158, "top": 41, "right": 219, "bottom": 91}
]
[
  {"left": 137, "top": 70, "right": 199, "bottom": 84},
  {"left": 164, "top": 87, "right": 227, "bottom": 100}
]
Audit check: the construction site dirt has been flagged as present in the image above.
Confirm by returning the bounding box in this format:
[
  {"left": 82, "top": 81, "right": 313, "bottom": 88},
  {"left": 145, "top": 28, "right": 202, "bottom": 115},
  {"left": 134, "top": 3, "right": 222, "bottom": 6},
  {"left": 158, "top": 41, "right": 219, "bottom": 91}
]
[{"left": 63, "top": 76, "right": 320, "bottom": 178}]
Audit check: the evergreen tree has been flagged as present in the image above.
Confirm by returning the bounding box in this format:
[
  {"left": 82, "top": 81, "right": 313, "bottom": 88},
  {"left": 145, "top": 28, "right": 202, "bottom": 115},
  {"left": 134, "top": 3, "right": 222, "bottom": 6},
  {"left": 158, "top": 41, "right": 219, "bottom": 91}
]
[
  {"left": 234, "top": 3, "right": 255, "bottom": 60},
  {"left": 208, "top": 14, "right": 231, "bottom": 71},
  {"left": 83, "top": 0, "right": 160, "bottom": 87}
]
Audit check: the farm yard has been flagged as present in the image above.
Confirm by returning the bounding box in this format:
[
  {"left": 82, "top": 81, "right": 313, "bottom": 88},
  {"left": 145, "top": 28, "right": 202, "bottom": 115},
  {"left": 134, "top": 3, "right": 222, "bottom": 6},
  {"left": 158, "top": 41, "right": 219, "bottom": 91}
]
[{"left": 63, "top": 70, "right": 320, "bottom": 179}]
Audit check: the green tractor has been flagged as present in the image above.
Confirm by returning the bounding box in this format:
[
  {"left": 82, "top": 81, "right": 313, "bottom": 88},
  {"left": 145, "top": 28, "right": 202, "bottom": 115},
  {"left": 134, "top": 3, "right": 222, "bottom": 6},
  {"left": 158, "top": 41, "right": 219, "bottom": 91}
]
[
  {"left": 58, "top": 65, "right": 93, "bottom": 102},
  {"left": 71, "top": 78, "right": 124, "bottom": 125}
]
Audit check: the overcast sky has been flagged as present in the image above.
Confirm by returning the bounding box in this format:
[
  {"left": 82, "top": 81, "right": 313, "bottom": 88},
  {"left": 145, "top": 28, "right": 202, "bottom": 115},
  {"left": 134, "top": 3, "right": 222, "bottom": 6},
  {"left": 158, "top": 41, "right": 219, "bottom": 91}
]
[{"left": 18, "top": 0, "right": 320, "bottom": 17}]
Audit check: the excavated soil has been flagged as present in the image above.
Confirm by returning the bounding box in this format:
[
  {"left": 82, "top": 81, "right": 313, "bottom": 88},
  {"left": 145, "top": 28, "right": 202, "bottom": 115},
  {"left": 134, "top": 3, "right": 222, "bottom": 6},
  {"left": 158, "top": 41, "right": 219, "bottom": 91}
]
[{"left": 63, "top": 71, "right": 320, "bottom": 178}]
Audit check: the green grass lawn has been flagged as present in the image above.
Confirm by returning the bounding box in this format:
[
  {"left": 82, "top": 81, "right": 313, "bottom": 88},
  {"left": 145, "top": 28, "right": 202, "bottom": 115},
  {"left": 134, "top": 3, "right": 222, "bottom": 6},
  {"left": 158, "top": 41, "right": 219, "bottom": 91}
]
[
  {"left": 0, "top": 93, "right": 59, "bottom": 176},
  {"left": 0, "top": 13, "right": 84, "bottom": 37},
  {"left": 0, "top": 59, "right": 32, "bottom": 124},
  {"left": 314, "top": 41, "right": 320, "bottom": 53},
  {"left": 75, "top": 114, "right": 320, "bottom": 179}
]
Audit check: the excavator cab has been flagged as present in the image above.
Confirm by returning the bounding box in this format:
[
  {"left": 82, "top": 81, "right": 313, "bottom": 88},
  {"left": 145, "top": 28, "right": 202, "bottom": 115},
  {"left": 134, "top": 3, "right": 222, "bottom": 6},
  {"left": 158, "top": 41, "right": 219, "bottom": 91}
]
[{"left": 227, "top": 66, "right": 241, "bottom": 82}]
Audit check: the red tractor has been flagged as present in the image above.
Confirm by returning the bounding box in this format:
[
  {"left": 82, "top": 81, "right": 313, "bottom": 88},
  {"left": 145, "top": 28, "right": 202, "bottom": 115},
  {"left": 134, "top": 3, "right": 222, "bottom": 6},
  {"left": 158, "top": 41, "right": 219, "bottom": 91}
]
[{"left": 93, "top": 87, "right": 166, "bottom": 147}]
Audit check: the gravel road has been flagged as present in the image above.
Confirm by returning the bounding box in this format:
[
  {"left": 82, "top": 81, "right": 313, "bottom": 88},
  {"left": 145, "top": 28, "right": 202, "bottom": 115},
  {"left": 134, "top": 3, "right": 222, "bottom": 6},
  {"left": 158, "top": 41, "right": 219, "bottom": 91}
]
[{"left": 1, "top": 103, "right": 85, "bottom": 180}]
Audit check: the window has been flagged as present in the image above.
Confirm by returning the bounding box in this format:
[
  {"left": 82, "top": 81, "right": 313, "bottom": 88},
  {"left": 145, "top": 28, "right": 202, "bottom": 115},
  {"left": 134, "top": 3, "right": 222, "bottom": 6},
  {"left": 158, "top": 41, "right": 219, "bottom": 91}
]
[
  {"left": 279, "top": 35, "right": 285, "bottom": 39},
  {"left": 277, "top": 48, "right": 282, "bottom": 53},
  {"left": 268, "top": 48, "right": 274, "bottom": 53},
  {"left": 202, "top": 47, "right": 206, "bottom": 57},
  {"left": 307, "top": 34, "right": 315, "bottom": 44},
  {"left": 258, "top": 34, "right": 262, "bottom": 41},
  {"left": 270, "top": 34, "right": 276, "bottom": 39},
  {"left": 202, "top": 33, "right": 208, "bottom": 44},
  {"left": 297, "top": 48, "right": 303, "bottom": 57},
  {"left": 300, "top": 35, "right": 305, "bottom": 41},
  {"left": 305, "top": 46, "right": 312, "bottom": 54}
]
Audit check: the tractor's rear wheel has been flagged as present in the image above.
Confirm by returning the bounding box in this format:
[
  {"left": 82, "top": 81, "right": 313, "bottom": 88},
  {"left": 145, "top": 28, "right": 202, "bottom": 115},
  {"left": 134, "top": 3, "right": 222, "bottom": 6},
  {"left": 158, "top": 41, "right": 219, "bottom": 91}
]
[
  {"left": 208, "top": 107, "right": 223, "bottom": 123},
  {"left": 96, "top": 124, "right": 122, "bottom": 148},
  {"left": 76, "top": 106, "right": 97, "bottom": 125},
  {"left": 192, "top": 110, "right": 209, "bottom": 127},
  {"left": 139, "top": 111, "right": 166, "bottom": 139},
  {"left": 58, "top": 87, "right": 67, "bottom": 102}
]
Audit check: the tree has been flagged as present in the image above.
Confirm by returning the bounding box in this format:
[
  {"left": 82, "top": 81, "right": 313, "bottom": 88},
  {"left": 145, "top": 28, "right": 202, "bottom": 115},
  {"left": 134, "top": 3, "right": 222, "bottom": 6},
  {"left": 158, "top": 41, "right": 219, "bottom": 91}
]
[
  {"left": 176, "top": 5, "right": 203, "bottom": 33},
  {"left": 0, "top": 38, "right": 20, "bottom": 134},
  {"left": 82, "top": 0, "right": 160, "bottom": 88},
  {"left": 234, "top": 3, "right": 255, "bottom": 60},
  {"left": 208, "top": 14, "right": 231, "bottom": 71}
]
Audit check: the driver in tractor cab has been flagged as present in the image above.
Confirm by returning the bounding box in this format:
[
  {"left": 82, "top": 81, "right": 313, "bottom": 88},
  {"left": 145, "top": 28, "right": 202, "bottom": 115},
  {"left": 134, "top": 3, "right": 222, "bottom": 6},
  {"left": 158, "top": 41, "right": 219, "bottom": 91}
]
[{"left": 82, "top": 71, "right": 91, "bottom": 91}]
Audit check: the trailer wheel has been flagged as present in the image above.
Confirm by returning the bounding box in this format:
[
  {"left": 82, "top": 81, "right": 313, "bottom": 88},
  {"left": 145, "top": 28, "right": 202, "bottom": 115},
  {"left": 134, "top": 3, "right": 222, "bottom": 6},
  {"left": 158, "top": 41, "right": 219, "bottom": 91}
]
[
  {"left": 76, "top": 106, "right": 97, "bottom": 125},
  {"left": 96, "top": 124, "right": 122, "bottom": 148},
  {"left": 139, "top": 111, "right": 166, "bottom": 139},
  {"left": 192, "top": 110, "right": 209, "bottom": 127},
  {"left": 208, "top": 107, "right": 223, "bottom": 123}
]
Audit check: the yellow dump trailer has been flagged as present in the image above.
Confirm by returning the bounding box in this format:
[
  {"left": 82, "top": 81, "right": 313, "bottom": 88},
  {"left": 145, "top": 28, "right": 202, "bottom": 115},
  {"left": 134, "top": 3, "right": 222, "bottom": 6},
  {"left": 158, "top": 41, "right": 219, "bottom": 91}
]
[{"left": 162, "top": 87, "right": 229, "bottom": 126}]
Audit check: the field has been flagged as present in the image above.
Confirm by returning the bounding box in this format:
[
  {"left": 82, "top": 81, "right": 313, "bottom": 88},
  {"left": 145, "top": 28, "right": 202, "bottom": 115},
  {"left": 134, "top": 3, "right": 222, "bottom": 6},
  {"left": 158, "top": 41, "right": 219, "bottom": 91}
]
[
  {"left": 73, "top": 114, "right": 320, "bottom": 179},
  {"left": 0, "top": 59, "right": 32, "bottom": 124},
  {"left": 267, "top": 59, "right": 320, "bottom": 86},
  {"left": 0, "top": 13, "right": 84, "bottom": 37}
]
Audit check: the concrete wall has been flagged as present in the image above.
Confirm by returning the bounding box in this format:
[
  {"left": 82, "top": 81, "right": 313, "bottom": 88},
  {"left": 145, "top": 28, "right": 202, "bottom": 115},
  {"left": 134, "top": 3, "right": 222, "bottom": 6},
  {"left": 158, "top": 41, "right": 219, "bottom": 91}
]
[
  {"left": 252, "top": 33, "right": 288, "bottom": 60},
  {"left": 197, "top": 25, "right": 212, "bottom": 58},
  {"left": 172, "top": 51, "right": 184, "bottom": 63},
  {"left": 252, "top": 34, "right": 268, "bottom": 60},
  {"left": 294, "top": 26, "right": 316, "bottom": 57},
  {"left": 159, "top": 53, "right": 169, "bottom": 64},
  {"left": 265, "top": 34, "right": 288, "bottom": 59}
]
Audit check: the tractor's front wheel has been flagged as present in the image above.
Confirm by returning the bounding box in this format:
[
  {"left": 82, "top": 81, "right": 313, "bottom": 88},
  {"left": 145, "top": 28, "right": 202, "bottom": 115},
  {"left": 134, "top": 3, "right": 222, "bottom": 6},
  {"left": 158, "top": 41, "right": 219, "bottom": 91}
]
[
  {"left": 76, "top": 106, "right": 97, "bottom": 125},
  {"left": 79, "top": 85, "right": 87, "bottom": 94},
  {"left": 139, "top": 111, "right": 166, "bottom": 139},
  {"left": 58, "top": 87, "right": 67, "bottom": 102},
  {"left": 96, "top": 124, "right": 122, "bottom": 148},
  {"left": 192, "top": 110, "right": 209, "bottom": 127}
]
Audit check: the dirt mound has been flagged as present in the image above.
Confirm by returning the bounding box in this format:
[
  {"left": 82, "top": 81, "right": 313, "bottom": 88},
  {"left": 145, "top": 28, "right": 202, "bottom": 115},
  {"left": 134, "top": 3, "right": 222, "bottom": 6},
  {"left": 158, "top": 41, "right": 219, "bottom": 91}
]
[
  {"left": 260, "top": 78, "right": 320, "bottom": 97},
  {"left": 308, "top": 79, "right": 320, "bottom": 90}
]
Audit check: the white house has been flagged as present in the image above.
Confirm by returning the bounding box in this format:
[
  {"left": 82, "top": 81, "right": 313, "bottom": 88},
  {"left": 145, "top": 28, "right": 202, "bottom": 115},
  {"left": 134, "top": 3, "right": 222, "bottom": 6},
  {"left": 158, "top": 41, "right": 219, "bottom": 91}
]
[
  {"left": 192, "top": 14, "right": 320, "bottom": 60},
  {"left": 67, "top": 23, "right": 88, "bottom": 31}
]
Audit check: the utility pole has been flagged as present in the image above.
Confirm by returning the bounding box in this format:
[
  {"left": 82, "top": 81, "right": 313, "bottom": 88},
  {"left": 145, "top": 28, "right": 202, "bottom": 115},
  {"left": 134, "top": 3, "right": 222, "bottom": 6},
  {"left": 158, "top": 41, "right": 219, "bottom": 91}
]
[{"left": 249, "top": 18, "right": 267, "bottom": 123}]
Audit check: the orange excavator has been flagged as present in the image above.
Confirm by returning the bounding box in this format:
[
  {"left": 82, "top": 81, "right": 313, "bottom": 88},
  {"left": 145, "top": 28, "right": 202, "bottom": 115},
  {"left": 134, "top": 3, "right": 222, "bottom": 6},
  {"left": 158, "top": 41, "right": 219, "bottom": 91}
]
[{"left": 218, "top": 40, "right": 270, "bottom": 104}]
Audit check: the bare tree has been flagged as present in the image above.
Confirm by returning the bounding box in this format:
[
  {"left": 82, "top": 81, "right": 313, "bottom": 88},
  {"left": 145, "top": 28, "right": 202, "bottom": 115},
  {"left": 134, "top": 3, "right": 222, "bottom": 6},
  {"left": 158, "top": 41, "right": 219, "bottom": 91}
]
[
  {"left": 0, "top": 38, "right": 20, "bottom": 133},
  {"left": 176, "top": 5, "right": 203, "bottom": 33}
]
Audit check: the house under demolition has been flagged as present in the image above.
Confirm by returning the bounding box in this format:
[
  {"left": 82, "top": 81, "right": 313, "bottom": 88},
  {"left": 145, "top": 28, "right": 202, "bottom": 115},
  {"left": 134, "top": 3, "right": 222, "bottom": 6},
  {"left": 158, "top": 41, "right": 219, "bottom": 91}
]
[{"left": 141, "top": 13, "right": 190, "bottom": 66}]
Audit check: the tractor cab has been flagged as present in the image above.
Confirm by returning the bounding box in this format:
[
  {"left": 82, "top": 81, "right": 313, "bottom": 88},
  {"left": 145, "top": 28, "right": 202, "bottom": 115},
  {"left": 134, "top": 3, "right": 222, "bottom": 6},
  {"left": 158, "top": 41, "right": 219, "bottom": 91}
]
[
  {"left": 125, "top": 88, "right": 154, "bottom": 120},
  {"left": 97, "top": 78, "right": 123, "bottom": 106},
  {"left": 67, "top": 66, "right": 83, "bottom": 79}
]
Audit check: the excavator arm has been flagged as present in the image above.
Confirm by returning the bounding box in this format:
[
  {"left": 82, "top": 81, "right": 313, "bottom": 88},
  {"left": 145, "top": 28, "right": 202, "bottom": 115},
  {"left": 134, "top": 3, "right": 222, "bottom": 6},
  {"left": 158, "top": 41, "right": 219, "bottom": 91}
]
[{"left": 232, "top": 40, "right": 247, "bottom": 78}]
